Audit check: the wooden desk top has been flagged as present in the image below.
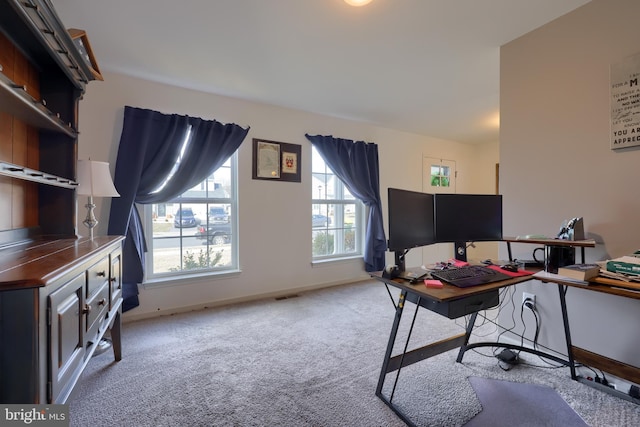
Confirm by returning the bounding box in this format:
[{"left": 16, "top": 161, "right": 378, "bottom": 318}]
[
  {"left": 370, "top": 271, "right": 533, "bottom": 302},
  {"left": 534, "top": 272, "right": 640, "bottom": 300},
  {"left": 503, "top": 236, "right": 596, "bottom": 247}
]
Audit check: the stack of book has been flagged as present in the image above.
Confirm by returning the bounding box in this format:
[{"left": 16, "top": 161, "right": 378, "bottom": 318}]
[
  {"left": 606, "top": 255, "right": 640, "bottom": 276},
  {"left": 557, "top": 263, "right": 601, "bottom": 281}
]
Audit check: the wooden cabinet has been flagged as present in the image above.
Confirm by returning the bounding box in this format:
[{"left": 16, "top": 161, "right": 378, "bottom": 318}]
[
  {"left": 0, "top": 236, "right": 124, "bottom": 404},
  {"left": 0, "top": 2, "right": 122, "bottom": 404},
  {"left": 0, "top": 0, "right": 99, "bottom": 237}
]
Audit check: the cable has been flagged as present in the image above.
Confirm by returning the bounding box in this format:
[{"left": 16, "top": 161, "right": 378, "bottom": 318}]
[{"left": 518, "top": 297, "right": 566, "bottom": 369}]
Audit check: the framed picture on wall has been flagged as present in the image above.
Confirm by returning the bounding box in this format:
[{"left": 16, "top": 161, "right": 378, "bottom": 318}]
[{"left": 252, "top": 139, "right": 301, "bottom": 182}]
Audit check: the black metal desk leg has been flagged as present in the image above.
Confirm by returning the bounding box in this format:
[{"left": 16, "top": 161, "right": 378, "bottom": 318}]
[
  {"left": 376, "top": 290, "right": 407, "bottom": 396},
  {"left": 557, "top": 284, "right": 577, "bottom": 380},
  {"left": 456, "top": 311, "right": 479, "bottom": 363}
]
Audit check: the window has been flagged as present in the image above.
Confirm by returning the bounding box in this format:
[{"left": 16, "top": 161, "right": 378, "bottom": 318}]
[
  {"left": 430, "top": 164, "right": 451, "bottom": 187},
  {"left": 311, "top": 146, "right": 363, "bottom": 260},
  {"left": 144, "top": 156, "right": 237, "bottom": 279},
  {"left": 423, "top": 157, "right": 456, "bottom": 193}
]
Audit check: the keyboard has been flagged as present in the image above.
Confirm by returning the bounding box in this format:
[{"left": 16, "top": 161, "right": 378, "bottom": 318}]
[{"left": 430, "top": 265, "right": 511, "bottom": 288}]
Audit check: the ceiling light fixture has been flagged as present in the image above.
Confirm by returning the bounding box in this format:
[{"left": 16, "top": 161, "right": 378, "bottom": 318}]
[{"left": 344, "top": 0, "right": 373, "bottom": 6}]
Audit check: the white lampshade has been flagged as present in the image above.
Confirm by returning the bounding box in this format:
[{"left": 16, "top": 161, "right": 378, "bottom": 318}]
[{"left": 77, "top": 159, "right": 120, "bottom": 197}]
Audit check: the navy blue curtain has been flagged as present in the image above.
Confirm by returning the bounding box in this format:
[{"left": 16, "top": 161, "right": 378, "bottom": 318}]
[
  {"left": 305, "top": 134, "right": 386, "bottom": 272},
  {"left": 108, "top": 106, "right": 250, "bottom": 311}
]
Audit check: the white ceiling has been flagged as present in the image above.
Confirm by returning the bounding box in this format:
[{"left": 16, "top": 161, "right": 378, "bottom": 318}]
[{"left": 50, "top": 0, "right": 591, "bottom": 145}]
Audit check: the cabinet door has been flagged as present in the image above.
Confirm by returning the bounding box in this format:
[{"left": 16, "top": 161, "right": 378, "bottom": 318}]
[
  {"left": 48, "top": 273, "right": 85, "bottom": 403},
  {"left": 110, "top": 250, "right": 122, "bottom": 310}
]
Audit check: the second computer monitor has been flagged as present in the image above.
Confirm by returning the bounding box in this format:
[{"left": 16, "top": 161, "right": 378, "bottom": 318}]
[{"left": 434, "top": 194, "right": 503, "bottom": 243}]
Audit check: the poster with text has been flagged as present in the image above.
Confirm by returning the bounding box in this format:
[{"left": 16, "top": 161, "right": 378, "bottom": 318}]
[{"left": 611, "top": 51, "right": 640, "bottom": 149}]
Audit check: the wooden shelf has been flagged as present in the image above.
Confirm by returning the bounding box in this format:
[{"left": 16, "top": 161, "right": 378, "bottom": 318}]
[
  {"left": 0, "top": 161, "right": 77, "bottom": 189},
  {"left": 0, "top": 69, "right": 77, "bottom": 137},
  {"left": 14, "top": 0, "right": 93, "bottom": 87},
  {"left": 503, "top": 236, "right": 596, "bottom": 247}
]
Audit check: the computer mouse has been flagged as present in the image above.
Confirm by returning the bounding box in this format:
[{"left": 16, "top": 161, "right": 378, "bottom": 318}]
[{"left": 501, "top": 264, "right": 518, "bottom": 273}]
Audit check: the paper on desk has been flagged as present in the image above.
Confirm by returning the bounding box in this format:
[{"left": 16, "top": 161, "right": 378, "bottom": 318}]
[{"left": 599, "top": 269, "right": 640, "bottom": 282}]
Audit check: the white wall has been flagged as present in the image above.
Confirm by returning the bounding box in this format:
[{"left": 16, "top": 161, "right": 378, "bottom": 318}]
[
  {"left": 77, "top": 71, "right": 499, "bottom": 321},
  {"left": 499, "top": 0, "right": 640, "bottom": 368}
]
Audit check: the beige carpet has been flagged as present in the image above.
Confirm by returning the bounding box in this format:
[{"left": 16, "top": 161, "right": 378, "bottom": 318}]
[{"left": 68, "top": 281, "right": 639, "bottom": 426}]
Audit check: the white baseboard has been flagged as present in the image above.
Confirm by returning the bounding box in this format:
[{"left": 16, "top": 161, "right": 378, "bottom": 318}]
[{"left": 122, "top": 275, "right": 372, "bottom": 323}]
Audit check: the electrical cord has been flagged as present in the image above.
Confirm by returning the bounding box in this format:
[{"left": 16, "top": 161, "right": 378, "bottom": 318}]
[
  {"left": 460, "top": 287, "right": 524, "bottom": 360},
  {"left": 454, "top": 287, "right": 570, "bottom": 371},
  {"left": 518, "top": 297, "right": 566, "bottom": 369}
]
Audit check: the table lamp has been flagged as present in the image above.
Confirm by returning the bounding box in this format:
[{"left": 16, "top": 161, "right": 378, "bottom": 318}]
[{"left": 77, "top": 159, "right": 120, "bottom": 239}]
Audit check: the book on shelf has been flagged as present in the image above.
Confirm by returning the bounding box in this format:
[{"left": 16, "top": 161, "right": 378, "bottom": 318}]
[{"left": 557, "top": 263, "right": 601, "bottom": 281}]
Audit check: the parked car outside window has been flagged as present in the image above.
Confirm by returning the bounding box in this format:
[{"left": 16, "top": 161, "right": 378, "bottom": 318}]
[
  {"left": 174, "top": 208, "right": 199, "bottom": 228},
  {"left": 195, "top": 223, "right": 231, "bottom": 245},
  {"left": 208, "top": 206, "right": 229, "bottom": 224},
  {"left": 312, "top": 214, "right": 331, "bottom": 228}
]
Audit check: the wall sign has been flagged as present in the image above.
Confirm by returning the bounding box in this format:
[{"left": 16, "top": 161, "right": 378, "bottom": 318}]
[{"left": 610, "top": 51, "right": 640, "bottom": 150}]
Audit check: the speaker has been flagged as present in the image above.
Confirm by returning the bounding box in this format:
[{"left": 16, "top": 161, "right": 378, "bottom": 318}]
[{"left": 455, "top": 241, "right": 467, "bottom": 262}]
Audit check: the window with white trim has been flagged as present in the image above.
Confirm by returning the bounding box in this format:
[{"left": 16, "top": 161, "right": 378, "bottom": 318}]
[
  {"left": 144, "top": 155, "right": 238, "bottom": 279},
  {"left": 311, "top": 146, "right": 363, "bottom": 260},
  {"left": 423, "top": 157, "right": 456, "bottom": 193}
]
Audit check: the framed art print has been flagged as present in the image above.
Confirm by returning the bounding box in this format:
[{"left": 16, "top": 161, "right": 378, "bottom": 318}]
[{"left": 252, "top": 139, "right": 301, "bottom": 182}]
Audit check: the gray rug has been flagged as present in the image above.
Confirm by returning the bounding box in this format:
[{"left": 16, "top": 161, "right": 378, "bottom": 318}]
[
  {"left": 68, "top": 281, "right": 640, "bottom": 426},
  {"left": 464, "top": 377, "right": 588, "bottom": 427}
]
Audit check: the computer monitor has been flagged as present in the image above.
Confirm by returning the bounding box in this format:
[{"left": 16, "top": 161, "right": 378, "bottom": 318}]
[
  {"left": 433, "top": 193, "right": 503, "bottom": 260},
  {"left": 387, "top": 188, "right": 436, "bottom": 271}
]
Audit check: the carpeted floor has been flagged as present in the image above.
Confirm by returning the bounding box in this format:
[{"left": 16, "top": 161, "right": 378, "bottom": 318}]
[{"left": 68, "top": 280, "right": 639, "bottom": 426}]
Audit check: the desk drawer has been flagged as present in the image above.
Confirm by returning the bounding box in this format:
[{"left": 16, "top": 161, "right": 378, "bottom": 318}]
[{"left": 407, "top": 289, "right": 500, "bottom": 319}]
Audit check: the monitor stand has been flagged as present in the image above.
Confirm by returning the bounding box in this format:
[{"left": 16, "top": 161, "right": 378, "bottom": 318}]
[
  {"left": 454, "top": 241, "right": 467, "bottom": 262},
  {"left": 394, "top": 251, "right": 407, "bottom": 273}
]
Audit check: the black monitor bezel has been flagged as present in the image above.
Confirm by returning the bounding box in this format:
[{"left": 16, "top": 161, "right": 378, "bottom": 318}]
[{"left": 386, "top": 188, "right": 436, "bottom": 253}]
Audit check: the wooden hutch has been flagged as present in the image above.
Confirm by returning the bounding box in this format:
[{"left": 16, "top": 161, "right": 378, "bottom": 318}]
[{"left": 0, "top": 0, "right": 123, "bottom": 404}]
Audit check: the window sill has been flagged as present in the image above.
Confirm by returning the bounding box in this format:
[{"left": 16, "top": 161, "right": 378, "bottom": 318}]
[
  {"left": 143, "top": 269, "right": 241, "bottom": 289},
  {"left": 311, "top": 255, "right": 362, "bottom": 267}
]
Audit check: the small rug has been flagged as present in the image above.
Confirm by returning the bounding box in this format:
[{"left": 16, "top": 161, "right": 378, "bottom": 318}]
[{"left": 463, "top": 377, "right": 588, "bottom": 427}]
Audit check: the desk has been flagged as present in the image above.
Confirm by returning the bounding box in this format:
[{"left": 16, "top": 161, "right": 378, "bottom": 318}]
[
  {"left": 534, "top": 273, "right": 640, "bottom": 388},
  {"left": 371, "top": 272, "right": 539, "bottom": 426},
  {"left": 371, "top": 270, "right": 640, "bottom": 426}
]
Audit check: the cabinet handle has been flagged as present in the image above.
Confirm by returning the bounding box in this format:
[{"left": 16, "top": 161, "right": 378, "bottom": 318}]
[
  {"left": 109, "top": 277, "right": 116, "bottom": 283},
  {"left": 83, "top": 304, "right": 92, "bottom": 314},
  {"left": 98, "top": 298, "right": 107, "bottom": 306},
  {"left": 96, "top": 271, "right": 106, "bottom": 277}
]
